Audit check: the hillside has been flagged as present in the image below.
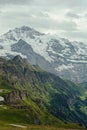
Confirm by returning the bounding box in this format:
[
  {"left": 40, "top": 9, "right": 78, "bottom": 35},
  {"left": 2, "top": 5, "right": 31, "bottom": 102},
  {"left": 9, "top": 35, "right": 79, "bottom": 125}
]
[{"left": 0, "top": 56, "right": 86, "bottom": 129}]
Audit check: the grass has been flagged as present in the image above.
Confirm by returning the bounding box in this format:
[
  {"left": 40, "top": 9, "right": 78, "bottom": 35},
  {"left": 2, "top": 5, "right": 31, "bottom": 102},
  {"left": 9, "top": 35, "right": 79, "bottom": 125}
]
[
  {"left": 0, "top": 124, "right": 85, "bottom": 130},
  {"left": 0, "top": 105, "right": 85, "bottom": 130},
  {"left": 80, "top": 106, "right": 87, "bottom": 115}
]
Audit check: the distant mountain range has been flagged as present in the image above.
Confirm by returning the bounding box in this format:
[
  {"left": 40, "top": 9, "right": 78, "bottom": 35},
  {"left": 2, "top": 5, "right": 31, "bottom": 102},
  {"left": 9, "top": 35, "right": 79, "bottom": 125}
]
[{"left": 0, "top": 26, "right": 87, "bottom": 82}]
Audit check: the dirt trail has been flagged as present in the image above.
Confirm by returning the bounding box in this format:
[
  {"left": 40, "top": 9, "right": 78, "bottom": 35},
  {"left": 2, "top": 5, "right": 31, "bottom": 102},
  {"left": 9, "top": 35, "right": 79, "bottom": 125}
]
[{"left": 10, "top": 124, "right": 27, "bottom": 128}]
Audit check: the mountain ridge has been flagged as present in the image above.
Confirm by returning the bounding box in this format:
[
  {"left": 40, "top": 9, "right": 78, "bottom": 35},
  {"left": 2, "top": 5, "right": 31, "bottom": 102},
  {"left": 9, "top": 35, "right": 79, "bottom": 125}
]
[
  {"left": 0, "top": 55, "right": 87, "bottom": 128},
  {"left": 0, "top": 26, "right": 87, "bottom": 82}
]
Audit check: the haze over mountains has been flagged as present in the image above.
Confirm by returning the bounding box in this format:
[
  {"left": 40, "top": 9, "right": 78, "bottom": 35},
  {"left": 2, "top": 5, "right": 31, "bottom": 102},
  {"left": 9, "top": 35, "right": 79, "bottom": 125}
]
[{"left": 0, "top": 26, "right": 87, "bottom": 83}]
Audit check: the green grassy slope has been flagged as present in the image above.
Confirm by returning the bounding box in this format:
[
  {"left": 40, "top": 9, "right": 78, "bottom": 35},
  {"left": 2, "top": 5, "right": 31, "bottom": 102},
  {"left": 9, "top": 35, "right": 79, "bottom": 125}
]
[{"left": 0, "top": 56, "right": 86, "bottom": 129}]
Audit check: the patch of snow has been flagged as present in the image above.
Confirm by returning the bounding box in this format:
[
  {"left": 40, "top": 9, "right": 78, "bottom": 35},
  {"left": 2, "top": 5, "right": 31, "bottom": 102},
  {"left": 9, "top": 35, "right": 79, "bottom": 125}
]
[
  {"left": 0, "top": 96, "right": 4, "bottom": 101},
  {"left": 23, "top": 34, "right": 53, "bottom": 62},
  {"left": 55, "top": 64, "right": 74, "bottom": 72},
  {"left": 67, "top": 59, "right": 87, "bottom": 63}
]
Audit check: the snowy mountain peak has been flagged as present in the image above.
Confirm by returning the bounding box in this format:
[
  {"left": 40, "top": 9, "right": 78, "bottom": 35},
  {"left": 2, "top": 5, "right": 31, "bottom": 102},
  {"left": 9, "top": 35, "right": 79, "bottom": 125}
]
[
  {"left": 0, "top": 26, "right": 87, "bottom": 82},
  {"left": 1, "top": 26, "right": 45, "bottom": 41}
]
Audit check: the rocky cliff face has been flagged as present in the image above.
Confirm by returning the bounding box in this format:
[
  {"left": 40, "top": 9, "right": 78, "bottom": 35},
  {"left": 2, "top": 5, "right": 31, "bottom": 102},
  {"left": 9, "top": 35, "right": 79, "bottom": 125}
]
[
  {"left": 4, "top": 90, "right": 29, "bottom": 104},
  {"left": 4, "top": 90, "right": 31, "bottom": 110},
  {"left": 11, "top": 39, "right": 53, "bottom": 73}
]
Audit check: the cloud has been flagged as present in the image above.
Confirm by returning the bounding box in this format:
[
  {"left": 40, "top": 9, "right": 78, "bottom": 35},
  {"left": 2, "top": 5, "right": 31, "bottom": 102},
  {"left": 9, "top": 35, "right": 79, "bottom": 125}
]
[
  {"left": 0, "top": 0, "right": 33, "bottom": 5},
  {"left": 33, "top": 0, "right": 87, "bottom": 9},
  {"left": 66, "top": 12, "right": 80, "bottom": 19},
  {"left": 0, "top": 10, "right": 2, "bottom": 14},
  {"left": 60, "top": 30, "right": 87, "bottom": 42},
  {"left": 17, "top": 11, "right": 77, "bottom": 32},
  {"left": 0, "top": 0, "right": 87, "bottom": 42},
  {"left": 56, "top": 21, "right": 77, "bottom": 31}
]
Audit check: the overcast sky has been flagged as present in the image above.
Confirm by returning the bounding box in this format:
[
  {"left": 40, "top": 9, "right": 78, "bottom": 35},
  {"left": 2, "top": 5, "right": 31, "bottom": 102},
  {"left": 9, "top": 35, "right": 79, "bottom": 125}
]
[{"left": 0, "top": 0, "right": 87, "bottom": 42}]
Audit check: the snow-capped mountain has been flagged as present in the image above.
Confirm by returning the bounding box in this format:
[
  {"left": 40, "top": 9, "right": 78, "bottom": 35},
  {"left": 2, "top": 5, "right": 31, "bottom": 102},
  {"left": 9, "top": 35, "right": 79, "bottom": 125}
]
[{"left": 0, "top": 26, "right": 87, "bottom": 82}]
